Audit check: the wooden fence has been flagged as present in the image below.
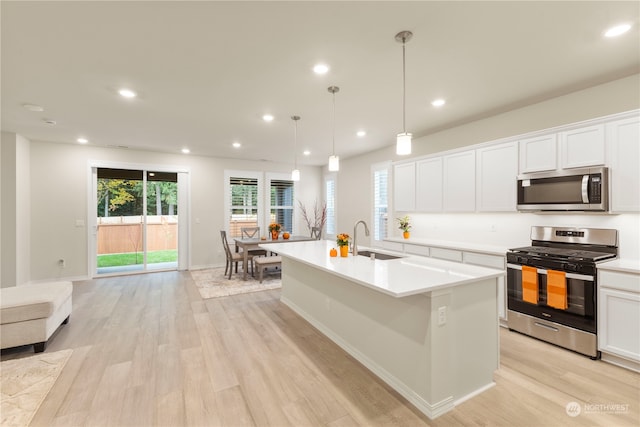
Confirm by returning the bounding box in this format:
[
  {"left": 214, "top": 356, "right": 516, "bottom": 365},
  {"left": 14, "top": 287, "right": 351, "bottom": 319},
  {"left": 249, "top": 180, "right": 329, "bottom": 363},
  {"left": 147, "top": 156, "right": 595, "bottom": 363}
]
[{"left": 97, "top": 216, "right": 177, "bottom": 255}]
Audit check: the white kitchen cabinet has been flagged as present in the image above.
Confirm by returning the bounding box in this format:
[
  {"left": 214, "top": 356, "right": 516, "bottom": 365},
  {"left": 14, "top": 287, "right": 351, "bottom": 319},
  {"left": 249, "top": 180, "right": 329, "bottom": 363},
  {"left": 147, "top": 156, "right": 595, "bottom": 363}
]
[
  {"left": 416, "top": 157, "right": 443, "bottom": 212},
  {"left": 393, "top": 162, "right": 416, "bottom": 212},
  {"left": 403, "top": 243, "right": 430, "bottom": 257},
  {"left": 519, "top": 133, "right": 557, "bottom": 173},
  {"left": 443, "top": 151, "right": 476, "bottom": 212},
  {"left": 598, "top": 269, "right": 640, "bottom": 365},
  {"left": 430, "top": 247, "right": 463, "bottom": 262},
  {"left": 608, "top": 116, "right": 640, "bottom": 212},
  {"left": 463, "top": 252, "right": 507, "bottom": 325},
  {"left": 559, "top": 124, "right": 605, "bottom": 169},
  {"left": 476, "top": 142, "right": 518, "bottom": 212}
]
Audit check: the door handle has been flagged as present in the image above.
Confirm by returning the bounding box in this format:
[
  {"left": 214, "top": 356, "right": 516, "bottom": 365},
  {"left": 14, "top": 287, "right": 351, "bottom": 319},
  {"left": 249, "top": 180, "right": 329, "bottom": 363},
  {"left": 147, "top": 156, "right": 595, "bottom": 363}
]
[{"left": 581, "top": 175, "right": 590, "bottom": 203}]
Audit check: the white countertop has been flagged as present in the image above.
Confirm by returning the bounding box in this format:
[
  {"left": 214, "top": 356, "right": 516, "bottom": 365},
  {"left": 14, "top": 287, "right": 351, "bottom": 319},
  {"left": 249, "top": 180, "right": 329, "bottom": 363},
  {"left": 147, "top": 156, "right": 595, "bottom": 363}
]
[
  {"left": 598, "top": 259, "right": 640, "bottom": 274},
  {"left": 261, "top": 240, "right": 504, "bottom": 298},
  {"left": 384, "top": 237, "right": 513, "bottom": 257}
]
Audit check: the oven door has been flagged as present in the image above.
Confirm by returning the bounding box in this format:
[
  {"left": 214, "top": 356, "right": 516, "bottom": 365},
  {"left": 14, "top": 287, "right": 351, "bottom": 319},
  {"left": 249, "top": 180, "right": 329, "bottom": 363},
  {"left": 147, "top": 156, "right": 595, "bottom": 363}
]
[{"left": 507, "top": 263, "right": 596, "bottom": 333}]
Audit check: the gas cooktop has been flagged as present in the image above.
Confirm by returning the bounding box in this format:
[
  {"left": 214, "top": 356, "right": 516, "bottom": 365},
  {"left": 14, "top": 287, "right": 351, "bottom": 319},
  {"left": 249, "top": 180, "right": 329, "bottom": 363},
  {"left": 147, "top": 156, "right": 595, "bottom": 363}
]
[{"left": 509, "top": 246, "right": 617, "bottom": 263}]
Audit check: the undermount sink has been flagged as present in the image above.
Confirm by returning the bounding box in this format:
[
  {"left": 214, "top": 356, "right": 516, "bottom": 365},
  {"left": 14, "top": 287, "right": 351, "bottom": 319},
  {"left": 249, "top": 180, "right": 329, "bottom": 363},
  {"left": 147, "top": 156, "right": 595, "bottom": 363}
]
[{"left": 356, "top": 250, "right": 402, "bottom": 260}]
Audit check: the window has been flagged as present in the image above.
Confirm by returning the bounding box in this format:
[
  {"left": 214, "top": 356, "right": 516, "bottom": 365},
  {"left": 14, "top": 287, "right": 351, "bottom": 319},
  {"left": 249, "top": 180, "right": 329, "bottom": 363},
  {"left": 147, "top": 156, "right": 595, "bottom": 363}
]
[
  {"left": 269, "top": 179, "right": 294, "bottom": 232},
  {"left": 372, "top": 162, "right": 390, "bottom": 242},
  {"left": 225, "top": 171, "right": 295, "bottom": 238},
  {"left": 325, "top": 174, "right": 336, "bottom": 236},
  {"left": 228, "top": 176, "right": 259, "bottom": 238}
]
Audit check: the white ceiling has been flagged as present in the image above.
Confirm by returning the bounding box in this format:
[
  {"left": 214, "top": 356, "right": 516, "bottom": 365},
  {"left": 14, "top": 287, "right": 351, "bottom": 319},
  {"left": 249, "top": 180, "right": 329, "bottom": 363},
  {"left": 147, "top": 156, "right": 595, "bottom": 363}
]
[{"left": 2, "top": 1, "right": 639, "bottom": 166}]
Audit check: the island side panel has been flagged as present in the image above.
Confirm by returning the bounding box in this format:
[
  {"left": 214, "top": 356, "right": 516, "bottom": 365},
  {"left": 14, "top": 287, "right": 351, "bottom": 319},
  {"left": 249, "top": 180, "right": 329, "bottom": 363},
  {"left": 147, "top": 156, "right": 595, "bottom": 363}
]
[
  {"left": 450, "top": 278, "right": 499, "bottom": 402},
  {"left": 279, "top": 257, "right": 455, "bottom": 417}
]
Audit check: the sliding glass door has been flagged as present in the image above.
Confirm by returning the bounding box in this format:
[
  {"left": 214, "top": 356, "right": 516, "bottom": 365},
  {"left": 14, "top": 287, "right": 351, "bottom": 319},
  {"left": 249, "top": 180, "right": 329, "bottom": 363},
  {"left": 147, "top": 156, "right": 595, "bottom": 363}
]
[{"left": 95, "top": 168, "right": 178, "bottom": 275}]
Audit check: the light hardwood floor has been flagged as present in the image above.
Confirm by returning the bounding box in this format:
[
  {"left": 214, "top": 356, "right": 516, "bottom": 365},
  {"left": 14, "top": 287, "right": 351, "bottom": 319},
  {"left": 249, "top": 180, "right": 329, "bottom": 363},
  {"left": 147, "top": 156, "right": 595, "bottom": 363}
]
[{"left": 2, "top": 271, "right": 639, "bottom": 426}]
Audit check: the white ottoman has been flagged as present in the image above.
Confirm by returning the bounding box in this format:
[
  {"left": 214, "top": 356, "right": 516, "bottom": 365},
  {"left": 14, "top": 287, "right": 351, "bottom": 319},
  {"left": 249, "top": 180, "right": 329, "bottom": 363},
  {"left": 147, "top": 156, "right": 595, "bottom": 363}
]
[{"left": 1, "top": 281, "right": 72, "bottom": 352}]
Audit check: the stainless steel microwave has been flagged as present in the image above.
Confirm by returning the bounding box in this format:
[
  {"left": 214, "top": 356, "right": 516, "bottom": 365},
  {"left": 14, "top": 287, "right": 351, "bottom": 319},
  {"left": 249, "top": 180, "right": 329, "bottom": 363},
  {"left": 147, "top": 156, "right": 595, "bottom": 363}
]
[{"left": 517, "top": 167, "right": 608, "bottom": 211}]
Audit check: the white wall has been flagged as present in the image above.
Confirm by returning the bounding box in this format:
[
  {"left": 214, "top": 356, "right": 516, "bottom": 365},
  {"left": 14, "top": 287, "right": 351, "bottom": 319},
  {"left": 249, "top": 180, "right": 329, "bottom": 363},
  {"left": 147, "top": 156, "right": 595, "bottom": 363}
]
[
  {"left": 337, "top": 74, "right": 640, "bottom": 260},
  {"left": 26, "top": 142, "right": 322, "bottom": 280},
  {"left": 1, "top": 132, "right": 31, "bottom": 287}
]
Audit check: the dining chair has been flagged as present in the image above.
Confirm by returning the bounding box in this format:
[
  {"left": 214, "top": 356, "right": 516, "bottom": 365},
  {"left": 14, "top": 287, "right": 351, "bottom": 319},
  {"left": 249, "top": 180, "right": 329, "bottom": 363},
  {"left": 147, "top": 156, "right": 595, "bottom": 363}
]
[
  {"left": 311, "top": 226, "right": 322, "bottom": 240},
  {"left": 220, "top": 230, "right": 254, "bottom": 279},
  {"left": 241, "top": 227, "right": 268, "bottom": 257}
]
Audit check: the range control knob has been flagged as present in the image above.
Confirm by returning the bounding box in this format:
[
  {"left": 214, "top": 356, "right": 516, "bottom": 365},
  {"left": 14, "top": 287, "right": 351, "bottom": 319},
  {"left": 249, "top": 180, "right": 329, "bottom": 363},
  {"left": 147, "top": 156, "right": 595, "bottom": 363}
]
[
  {"left": 565, "top": 263, "right": 578, "bottom": 272},
  {"left": 516, "top": 256, "right": 528, "bottom": 264}
]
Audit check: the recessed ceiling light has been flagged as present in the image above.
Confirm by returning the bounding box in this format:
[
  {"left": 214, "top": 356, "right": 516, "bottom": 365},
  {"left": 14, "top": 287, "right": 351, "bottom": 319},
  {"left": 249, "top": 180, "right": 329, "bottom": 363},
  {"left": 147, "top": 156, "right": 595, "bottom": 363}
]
[
  {"left": 303, "top": 150, "right": 311, "bottom": 156},
  {"left": 262, "top": 114, "right": 274, "bottom": 122},
  {"left": 432, "top": 99, "right": 446, "bottom": 107},
  {"left": 313, "top": 64, "right": 329, "bottom": 74},
  {"left": 118, "top": 88, "right": 137, "bottom": 98},
  {"left": 232, "top": 142, "right": 241, "bottom": 148},
  {"left": 22, "top": 103, "right": 44, "bottom": 112},
  {"left": 604, "top": 23, "right": 632, "bottom": 38},
  {"left": 77, "top": 137, "right": 88, "bottom": 144},
  {"left": 181, "top": 148, "right": 190, "bottom": 154},
  {"left": 357, "top": 131, "right": 366, "bottom": 137}
]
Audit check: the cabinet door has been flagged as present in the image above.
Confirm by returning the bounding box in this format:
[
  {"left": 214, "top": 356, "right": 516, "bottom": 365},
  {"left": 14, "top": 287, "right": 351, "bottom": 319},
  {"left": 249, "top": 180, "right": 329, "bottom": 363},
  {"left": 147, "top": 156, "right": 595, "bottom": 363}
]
[
  {"left": 599, "top": 287, "right": 640, "bottom": 362},
  {"left": 560, "top": 125, "right": 605, "bottom": 169},
  {"left": 519, "top": 134, "right": 557, "bottom": 173},
  {"left": 393, "top": 162, "right": 416, "bottom": 212},
  {"left": 416, "top": 157, "right": 443, "bottom": 212},
  {"left": 608, "top": 116, "right": 640, "bottom": 212},
  {"left": 443, "top": 151, "right": 476, "bottom": 212},
  {"left": 476, "top": 142, "right": 518, "bottom": 212}
]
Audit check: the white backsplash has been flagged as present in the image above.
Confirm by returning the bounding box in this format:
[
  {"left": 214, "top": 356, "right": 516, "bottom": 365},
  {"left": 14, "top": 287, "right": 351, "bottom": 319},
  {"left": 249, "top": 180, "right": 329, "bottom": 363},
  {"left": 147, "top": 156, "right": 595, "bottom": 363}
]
[{"left": 405, "top": 212, "right": 640, "bottom": 261}]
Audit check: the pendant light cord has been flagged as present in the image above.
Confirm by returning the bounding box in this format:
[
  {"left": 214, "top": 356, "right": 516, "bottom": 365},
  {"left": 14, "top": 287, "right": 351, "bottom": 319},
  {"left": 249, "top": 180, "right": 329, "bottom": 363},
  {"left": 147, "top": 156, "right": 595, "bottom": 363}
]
[
  {"left": 402, "top": 38, "right": 406, "bottom": 133},
  {"left": 294, "top": 119, "right": 298, "bottom": 169},
  {"left": 332, "top": 91, "right": 336, "bottom": 156}
]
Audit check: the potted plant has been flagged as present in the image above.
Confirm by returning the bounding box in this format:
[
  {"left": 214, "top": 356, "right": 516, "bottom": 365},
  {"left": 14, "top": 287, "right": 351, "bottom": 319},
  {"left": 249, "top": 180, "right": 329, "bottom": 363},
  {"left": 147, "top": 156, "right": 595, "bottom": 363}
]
[
  {"left": 397, "top": 215, "right": 411, "bottom": 239},
  {"left": 268, "top": 222, "right": 281, "bottom": 240},
  {"left": 336, "top": 233, "right": 350, "bottom": 257}
]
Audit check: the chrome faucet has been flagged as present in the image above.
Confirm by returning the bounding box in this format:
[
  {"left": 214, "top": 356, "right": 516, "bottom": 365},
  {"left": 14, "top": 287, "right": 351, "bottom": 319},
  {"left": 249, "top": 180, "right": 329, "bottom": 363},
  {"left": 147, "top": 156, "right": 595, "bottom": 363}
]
[{"left": 352, "top": 220, "right": 370, "bottom": 256}]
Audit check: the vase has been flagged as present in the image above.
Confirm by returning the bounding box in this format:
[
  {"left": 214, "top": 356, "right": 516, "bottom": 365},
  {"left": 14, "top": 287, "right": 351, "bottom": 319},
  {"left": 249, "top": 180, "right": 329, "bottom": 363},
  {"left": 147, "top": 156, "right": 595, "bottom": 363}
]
[
  {"left": 271, "top": 230, "right": 279, "bottom": 240},
  {"left": 340, "top": 245, "right": 349, "bottom": 257},
  {"left": 403, "top": 231, "right": 410, "bottom": 239}
]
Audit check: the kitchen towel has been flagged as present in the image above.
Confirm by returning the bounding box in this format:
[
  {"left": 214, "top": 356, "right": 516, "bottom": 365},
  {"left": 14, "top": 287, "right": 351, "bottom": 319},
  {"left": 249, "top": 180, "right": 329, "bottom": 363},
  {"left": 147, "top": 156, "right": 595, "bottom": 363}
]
[
  {"left": 522, "top": 265, "right": 539, "bottom": 304},
  {"left": 547, "top": 269, "right": 568, "bottom": 310}
]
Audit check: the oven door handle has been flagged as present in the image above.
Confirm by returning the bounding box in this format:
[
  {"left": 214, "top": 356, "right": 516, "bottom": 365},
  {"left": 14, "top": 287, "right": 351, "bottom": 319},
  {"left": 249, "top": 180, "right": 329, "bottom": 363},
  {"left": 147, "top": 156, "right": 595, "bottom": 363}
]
[{"left": 507, "top": 263, "right": 593, "bottom": 281}]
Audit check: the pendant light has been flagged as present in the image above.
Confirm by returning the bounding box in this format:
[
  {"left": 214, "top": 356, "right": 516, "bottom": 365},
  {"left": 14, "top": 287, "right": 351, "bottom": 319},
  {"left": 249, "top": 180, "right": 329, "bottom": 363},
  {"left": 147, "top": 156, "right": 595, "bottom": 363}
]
[
  {"left": 328, "top": 86, "right": 340, "bottom": 171},
  {"left": 395, "top": 30, "right": 413, "bottom": 155},
  {"left": 291, "top": 115, "right": 301, "bottom": 181}
]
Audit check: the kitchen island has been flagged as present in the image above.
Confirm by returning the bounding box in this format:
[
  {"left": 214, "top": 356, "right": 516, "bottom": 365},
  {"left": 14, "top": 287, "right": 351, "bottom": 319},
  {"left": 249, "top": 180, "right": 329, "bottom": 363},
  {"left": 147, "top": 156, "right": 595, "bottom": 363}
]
[{"left": 262, "top": 240, "right": 505, "bottom": 419}]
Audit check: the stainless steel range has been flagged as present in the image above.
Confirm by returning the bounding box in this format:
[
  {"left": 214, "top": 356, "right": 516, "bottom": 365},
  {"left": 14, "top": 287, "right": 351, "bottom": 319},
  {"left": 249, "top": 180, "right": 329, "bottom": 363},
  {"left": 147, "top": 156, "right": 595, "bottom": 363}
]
[{"left": 506, "top": 226, "right": 618, "bottom": 359}]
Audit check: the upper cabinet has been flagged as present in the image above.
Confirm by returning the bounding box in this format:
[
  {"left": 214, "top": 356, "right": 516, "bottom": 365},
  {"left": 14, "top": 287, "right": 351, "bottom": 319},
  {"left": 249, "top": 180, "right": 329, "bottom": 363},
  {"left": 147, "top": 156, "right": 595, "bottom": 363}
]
[
  {"left": 443, "top": 151, "right": 476, "bottom": 212},
  {"left": 416, "top": 157, "right": 443, "bottom": 212},
  {"left": 608, "top": 116, "right": 640, "bottom": 212},
  {"left": 519, "top": 134, "right": 557, "bottom": 173},
  {"left": 393, "top": 162, "right": 416, "bottom": 212},
  {"left": 559, "top": 124, "right": 605, "bottom": 169},
  {"left": 392, "top": 110, "right": 638, "bottom": 214},
  {"left": 476, "top": 142, "right": 518, "bottom": 212}
]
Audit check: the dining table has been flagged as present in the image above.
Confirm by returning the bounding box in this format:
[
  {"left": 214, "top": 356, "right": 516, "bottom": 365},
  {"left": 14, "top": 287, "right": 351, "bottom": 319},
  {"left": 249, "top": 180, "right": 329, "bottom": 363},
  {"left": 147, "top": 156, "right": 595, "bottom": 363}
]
[{"left": 234, "top": 235, "right": 316, "bottom": 280}]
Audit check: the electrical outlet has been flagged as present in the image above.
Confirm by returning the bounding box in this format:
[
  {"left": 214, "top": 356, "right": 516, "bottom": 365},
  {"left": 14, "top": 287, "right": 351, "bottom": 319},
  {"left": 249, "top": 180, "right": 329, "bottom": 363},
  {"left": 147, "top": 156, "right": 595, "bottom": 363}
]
[
  {"left": 58, "top": 259, "right": 66, "bottom": 268},
  {"left": 437, "top": 306, "right": 446, "bottom": 326}
]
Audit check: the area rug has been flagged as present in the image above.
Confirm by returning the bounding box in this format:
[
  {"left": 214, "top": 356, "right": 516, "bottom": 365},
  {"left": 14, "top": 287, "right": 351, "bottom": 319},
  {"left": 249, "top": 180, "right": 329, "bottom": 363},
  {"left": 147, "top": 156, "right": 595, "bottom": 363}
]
[
  {"left": 1, "top": 349, "right": 73, "bottom": 427},
  {"left": 190, "top": 266, "right": 282, "bottom": 299}
]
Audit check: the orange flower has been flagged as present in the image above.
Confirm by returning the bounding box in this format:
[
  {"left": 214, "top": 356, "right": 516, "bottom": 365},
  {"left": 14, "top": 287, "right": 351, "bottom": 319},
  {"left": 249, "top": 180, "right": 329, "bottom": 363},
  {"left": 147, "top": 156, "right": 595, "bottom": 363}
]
[
  {"left": 336, "top": 233, "right": 350, "bottom": 246},
  {"left": 268, "top": 223, "right": 281, "bottom": 232}
]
